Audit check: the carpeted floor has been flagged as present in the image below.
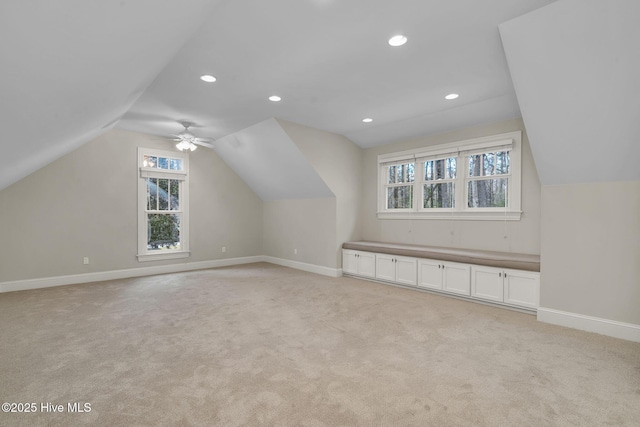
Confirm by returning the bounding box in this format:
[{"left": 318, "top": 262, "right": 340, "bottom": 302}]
[{"left": 0, "top": 263, "right": 638, "bottom": 426}]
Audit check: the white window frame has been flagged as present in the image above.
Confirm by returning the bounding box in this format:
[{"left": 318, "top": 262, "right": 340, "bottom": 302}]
[
  {"left": 377, "top": 131, "right": 522, "bottom": 221},
  {"left": 137, "top": 147, "right": 190, "bottom": 262},
  {"left": 380, "top": 161, "right": 416, "bottom": 212},
  {"left": 418, "top": 155, "right": 458, "bottom": 212}
]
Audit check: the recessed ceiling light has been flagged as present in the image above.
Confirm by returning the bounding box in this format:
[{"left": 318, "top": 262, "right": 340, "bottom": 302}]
[
  {"left": 445, "top": 93, "right": 459, "bottom": 100},
  {"left": 362, "top": 118, "right": 373, "bottom": 123},
  {"left": 269, "top": 95, "right": 282, "bottom": 102},
  {"left": 200, "top": 74, "right": 216, "bottom": 83},
  {"left": 388, "top": 35, "right": 407, "bottom": 47}
]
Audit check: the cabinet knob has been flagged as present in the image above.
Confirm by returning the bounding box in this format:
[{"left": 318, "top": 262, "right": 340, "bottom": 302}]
[{"left": 499, "top": 272, "right": 502, "bottom": 277}]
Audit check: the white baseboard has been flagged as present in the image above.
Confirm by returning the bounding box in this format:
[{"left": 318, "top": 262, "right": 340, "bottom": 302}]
[
  {"left": 0, "top": 256, "right": 264, "bottom": 294},
  {"left": 537, "top": 307, "right": 640, "bottom": 342},
  {"left": 262, "top": 256, "right": 343, "bottom": 278},
  {"left": 0, "top": 256, "right": 342, "bottom": 293}
]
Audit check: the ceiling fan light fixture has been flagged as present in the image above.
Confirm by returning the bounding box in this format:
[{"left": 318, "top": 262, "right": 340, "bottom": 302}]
[{"left": 176, "top": 140, "right": 197, "bottom": 152}]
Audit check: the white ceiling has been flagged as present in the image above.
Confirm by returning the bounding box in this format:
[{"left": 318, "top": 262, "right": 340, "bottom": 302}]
[
  {"left": 0, "top": 0, "right": 222, "bottom": 190},
  {"left": 500, "top": 0, "right": 640, "bottom": 185},
  {"left": 214, "top": 118, "right": 334, "bottom": 200},
  {"left": 117, "top": 0, "right": 555, "bottom": 146},
  {"left": 0, "top": 0, "right": 560, "bottom": 192}
]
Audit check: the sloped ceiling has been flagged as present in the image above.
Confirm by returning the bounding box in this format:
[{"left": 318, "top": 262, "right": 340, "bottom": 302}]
[
  {"left": 500, "top": 0, "right": 640, "bottom": 185},
  {"left": 0, "top": 0, "right": 221, "bottom": 190},
  {"left": 0, "top": 0, "right": 560, "bottom": 193},
  {"left": 213, "top": 118, "right": 333, "bottom": 201},
  {"left": 117, "top": 0, "right": 554, "bottom": 147}
]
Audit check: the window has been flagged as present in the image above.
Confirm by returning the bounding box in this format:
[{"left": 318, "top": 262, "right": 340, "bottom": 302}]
[
  {"left": 467, "top": 150, "right": 510, "bottom": 208},
  {"left": 422, "top": 157, "right": 456, "bottom": 209},
  {"left": 384, "top": 162, "right": 415, "bottom": 210},
  {"left": 137, "top": 148, "right": 190, "bottom": 261},
  {"left": 378, "top": 132, "right": 522, "bottom": 220}
]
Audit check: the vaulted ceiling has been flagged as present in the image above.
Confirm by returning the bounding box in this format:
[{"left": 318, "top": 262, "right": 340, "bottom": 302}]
[
  {"left": 0, "top": 0, "right": 222, "bottom": 190},
  {"left": 2, "top": 0, "right": 637, "bottom": 194},
  {"left": 117, "top": 0, "right": 554, "bottom": 148},
  {"left": 500, "top": 0, "right": 640, "bottom": 185}
]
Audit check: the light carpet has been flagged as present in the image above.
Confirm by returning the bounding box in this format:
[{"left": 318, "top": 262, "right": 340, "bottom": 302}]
[{"left": 0, "top": 263, "right": 638, "bottom": 426}]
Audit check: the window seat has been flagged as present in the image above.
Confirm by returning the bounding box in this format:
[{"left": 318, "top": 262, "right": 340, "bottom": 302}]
[{"left": 342, "top": 241, "right": 540, "bottom": 272}]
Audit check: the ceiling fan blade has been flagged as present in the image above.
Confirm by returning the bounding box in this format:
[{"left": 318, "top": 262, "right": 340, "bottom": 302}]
[{"left": 194, "top": 140, "right": 215, "bottom": 149}]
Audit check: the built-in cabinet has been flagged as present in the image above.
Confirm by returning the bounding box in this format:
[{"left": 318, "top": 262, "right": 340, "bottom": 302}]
[
  {"left": 342, "top": 249, "right": 376, "bottom": 278},
  {"left": 471, "top": 266, "right": 539, "bottom": 309},
  {"left": 343, "top": 249, "right": 539, "bottom": 312},
  {"left": 375, "top": 254, "right": 417, "bottom": 286},
  {"left": 417, "top": 259, "right": 470, "bottom": 295}
]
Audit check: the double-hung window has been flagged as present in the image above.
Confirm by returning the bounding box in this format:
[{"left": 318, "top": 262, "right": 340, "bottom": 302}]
[
  {"left": 420, "top": 156, "right": 457, "bottom": 210},
  {"left": 137, "top": 148, "right": 190, "bottom": 261},
  {"left": 384, "top": 162, "right": 415, "bottom": 210},
  {"left": 378, "top": 131, "right": 522, "bottom": 220},
  {"left": 466, "top": 150, "right": 510, "bottom": 208}
]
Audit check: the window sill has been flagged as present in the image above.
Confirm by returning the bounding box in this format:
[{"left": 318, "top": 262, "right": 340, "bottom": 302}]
[
  {"left": 137, "top": 251, "right": 191, "bottom": 262},
  {"left": 377, "top": 211, "right": 522, "bottom": 221}
]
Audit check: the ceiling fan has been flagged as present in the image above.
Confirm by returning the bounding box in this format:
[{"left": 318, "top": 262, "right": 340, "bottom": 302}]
[{"left": 171, "top": 122, "right": 214, "bottom": 151}]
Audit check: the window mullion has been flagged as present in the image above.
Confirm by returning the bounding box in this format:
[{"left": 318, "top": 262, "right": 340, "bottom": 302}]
[
  {"left": 154, "top": 180, "right": 159, "bottom": 211},
  {"left": 457, "top": 155, "right": 466, "bottom": 212},
  {"left": 167, "top": 180, "right": 171, "bottom": 211},
  {"left": 416, "top": 165, "right": 420, "bottom": 210}
]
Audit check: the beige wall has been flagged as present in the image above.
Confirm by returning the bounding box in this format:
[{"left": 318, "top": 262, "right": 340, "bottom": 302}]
[
  {"left": 540, "top": 181, "right": 640, "bottom": 324},
  {"left": 359, "top": 118, "right": 541, "bottom": 254},
  {"left": 262, "top": 198, "right": 337, "bottom": 268},
  {"left": 0, "top": 128, "right": 263, "bottom": 282},
  {"left": 2, "top": 120, "right": 637, "bottom": 333},
  {"left": 279, "top": 120, "right": 363, "bottom": 266}
]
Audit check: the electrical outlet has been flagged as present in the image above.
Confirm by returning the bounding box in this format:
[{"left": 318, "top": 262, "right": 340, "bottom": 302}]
[
  {"left": 221, "top": 246, "right": 226, "bottom": 253},
  {"left": 83, "top": 257, "right": 89, "bottom": 265},
  {"left": 294, "top": 249, "right": 298, "bottom": 255}
]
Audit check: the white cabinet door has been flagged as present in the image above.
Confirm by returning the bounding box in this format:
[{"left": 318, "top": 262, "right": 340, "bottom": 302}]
[
  {"left": 395, "top": 256, "right": 417, "bottom": 286},
  {"left": 345, "top": 248, "right": 538, "bottom": 312},
  {"left": 443, "top": 262, "right": 471, "bottom": 296},
  {"left": 342, "top": 250, "right": 358, "bottom": 275},
  {"left": 375, "top": 254, "right": 416, "bottom": 285},
  {"left": 342, "top": 250, "right": 376, "bottom": 278},
  {"left": 504, "top": 269, "right": 539, "bottom": 309},
  {"left": 357, "top": 251, "right": 376, "bottom": 278},
  {"left": 375, "top": 254, "right": 396, "bottom": 282},
  {"left": 471, "top": 266, "right": 504, "bottom": 302},
  {"left": 417, "top": 259, "right": 443, "bottom": 290}
]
